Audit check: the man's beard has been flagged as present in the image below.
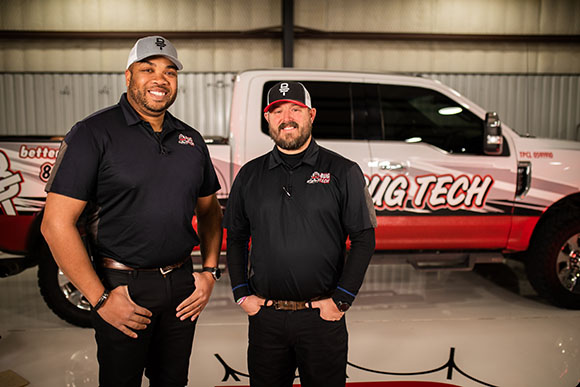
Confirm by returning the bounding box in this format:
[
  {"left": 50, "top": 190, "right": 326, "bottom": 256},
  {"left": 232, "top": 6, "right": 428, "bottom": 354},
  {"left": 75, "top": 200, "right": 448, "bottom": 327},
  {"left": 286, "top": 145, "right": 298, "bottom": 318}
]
[
  {"left": 127, "top": 81, "right": 176, "bottom": 115},
  {"left": 269, "top": 121, "right": 312, "bottom": 151}
]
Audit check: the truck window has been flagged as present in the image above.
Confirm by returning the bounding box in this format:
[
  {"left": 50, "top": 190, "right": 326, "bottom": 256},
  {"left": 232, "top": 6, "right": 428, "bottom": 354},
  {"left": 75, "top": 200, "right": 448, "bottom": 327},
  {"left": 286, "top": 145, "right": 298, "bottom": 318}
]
[
  {"left": 261, "top": 81, "right": 381, "bottom": 141},
  {"left": 262, "top": 81, "right": 352, "bottom": 140},
  {"left": 261, "top": 81, "right": 486, "bottom": 155},
  {"left": 351, "top": 83, "right": 382, "bottom": 140},
  {"left": 379, "top": 84, "right": 484, "bottom": 155}
]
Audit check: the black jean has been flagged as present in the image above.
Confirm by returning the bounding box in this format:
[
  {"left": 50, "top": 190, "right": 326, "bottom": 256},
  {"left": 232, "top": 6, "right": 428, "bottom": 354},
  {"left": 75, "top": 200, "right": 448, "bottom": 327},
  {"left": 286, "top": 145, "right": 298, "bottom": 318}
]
[
  {"left": 91, "top": 262, "right": 197, "bottom": 387},
  {"left": 248, "top": 306, "right": 348, "bottom": 387}
]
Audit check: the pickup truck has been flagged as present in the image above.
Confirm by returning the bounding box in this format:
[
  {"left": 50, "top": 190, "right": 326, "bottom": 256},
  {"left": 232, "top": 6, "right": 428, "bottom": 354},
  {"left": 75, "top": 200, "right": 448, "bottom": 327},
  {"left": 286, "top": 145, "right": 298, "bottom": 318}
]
[{"left": 1, "top": 69, "right": 579, "bottom": 327}]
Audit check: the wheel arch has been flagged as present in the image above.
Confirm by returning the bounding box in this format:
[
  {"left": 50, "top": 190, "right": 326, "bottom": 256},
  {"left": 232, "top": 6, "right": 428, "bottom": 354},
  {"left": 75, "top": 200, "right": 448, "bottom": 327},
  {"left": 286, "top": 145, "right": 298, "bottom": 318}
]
[
  {"left": 24, "top": 209, "right": 48, "bottom": 267},
  {"left": 529, "top": 193, "right": 580, "bottom": 248},
  {"left": 522, "top": 192, "right": 580, "bottom": 309}
]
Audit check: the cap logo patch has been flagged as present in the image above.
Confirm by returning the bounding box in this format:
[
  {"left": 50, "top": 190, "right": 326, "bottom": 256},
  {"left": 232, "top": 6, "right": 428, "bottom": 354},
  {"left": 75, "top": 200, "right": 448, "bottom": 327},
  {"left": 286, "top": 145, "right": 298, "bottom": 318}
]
[
  {"left": 279, "top": 82, "right": 290, "bottom": 96},
  {"left": 307, "top": 172, "right": 330, "bottom": 184},
  {"left": 178, "top": 134, "right": 195, "bottom": 147},
  {"left": 155, "top": 37, "right": 166, "bottom": 50}
]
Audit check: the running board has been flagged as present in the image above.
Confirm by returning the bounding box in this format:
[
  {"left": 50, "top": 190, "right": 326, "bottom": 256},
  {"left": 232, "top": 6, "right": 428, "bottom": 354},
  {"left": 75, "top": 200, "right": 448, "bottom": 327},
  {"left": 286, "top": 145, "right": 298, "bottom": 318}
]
[{"left": 371, "top": 252, "right": 505, "bottom": 271}]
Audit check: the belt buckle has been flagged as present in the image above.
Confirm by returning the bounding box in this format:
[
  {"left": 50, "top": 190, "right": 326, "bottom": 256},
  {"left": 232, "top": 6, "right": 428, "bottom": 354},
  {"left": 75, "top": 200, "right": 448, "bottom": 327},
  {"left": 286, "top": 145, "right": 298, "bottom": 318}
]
[{"left": 159, "top": 266, "right": 174, "bottom": 275}]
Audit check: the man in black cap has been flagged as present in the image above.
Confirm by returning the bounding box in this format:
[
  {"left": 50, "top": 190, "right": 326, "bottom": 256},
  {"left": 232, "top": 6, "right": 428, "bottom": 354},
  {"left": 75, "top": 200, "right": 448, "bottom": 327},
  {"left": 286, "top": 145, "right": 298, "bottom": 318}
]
[
  {"left": 224, "top": 81, "right": 377, "bottom": 386},
  {"left": 41, "top": 36, "right": 223, "bottom": 387}
]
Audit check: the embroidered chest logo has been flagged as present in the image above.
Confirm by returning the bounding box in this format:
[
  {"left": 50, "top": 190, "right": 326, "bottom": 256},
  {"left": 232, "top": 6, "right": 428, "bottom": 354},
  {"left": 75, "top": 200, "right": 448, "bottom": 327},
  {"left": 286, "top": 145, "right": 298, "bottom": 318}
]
[
  {"left": 307, "top": 171, "right": 330, "bottom": 184},
  {"left": 178, "top": 134, "right": 195, "bottom": 147}
]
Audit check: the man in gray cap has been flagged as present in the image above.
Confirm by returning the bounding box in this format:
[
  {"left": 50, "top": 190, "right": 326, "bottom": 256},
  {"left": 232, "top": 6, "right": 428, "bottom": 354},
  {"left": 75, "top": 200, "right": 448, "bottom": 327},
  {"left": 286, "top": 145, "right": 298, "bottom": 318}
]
[{"left": 42, "top": 36, "right": 223, "bottom": 386}]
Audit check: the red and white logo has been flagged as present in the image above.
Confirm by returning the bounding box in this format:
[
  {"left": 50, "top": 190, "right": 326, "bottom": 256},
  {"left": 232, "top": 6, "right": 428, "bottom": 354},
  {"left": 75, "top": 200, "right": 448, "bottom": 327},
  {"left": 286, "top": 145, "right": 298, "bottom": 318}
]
[
  {"left": 307, "top": 171, "right": 330, "bottom": 184},
  {"left": 178, "top": 134, "right": 195, "bottom": 147},
  {"left": 0, "top": 150, "right": 23, "bottom": 216}
]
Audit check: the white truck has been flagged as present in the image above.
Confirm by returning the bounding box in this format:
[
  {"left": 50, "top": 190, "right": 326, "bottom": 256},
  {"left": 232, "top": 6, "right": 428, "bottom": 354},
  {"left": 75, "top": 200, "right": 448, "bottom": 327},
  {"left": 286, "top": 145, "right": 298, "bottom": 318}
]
[{"left": 1, "top": 69, "right": 579, "bottom": 327}]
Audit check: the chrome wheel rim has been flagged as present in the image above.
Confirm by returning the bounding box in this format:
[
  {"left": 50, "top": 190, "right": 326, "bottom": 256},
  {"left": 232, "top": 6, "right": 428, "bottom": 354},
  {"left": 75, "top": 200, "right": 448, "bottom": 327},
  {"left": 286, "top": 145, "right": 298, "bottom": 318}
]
[
  {"left": 557, "top": 232, "right": 580, "bottom": 294},
  {"left": 58, "top": 269, "right": 92, "bottom": 311}
]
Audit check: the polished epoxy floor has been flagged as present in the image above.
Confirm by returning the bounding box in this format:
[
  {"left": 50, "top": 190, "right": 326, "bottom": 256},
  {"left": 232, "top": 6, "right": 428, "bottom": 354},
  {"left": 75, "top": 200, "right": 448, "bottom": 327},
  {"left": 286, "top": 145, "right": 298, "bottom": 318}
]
[{"left": 0, "top": 257, "right": 579, "bottom": 387}]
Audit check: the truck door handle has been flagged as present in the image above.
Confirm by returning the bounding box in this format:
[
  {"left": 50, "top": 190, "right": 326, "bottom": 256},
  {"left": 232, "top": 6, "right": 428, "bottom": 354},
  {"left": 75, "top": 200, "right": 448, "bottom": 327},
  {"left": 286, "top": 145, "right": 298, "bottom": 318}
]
[{"left": 379, "top": 162, "right": 405, "bottom": 171}]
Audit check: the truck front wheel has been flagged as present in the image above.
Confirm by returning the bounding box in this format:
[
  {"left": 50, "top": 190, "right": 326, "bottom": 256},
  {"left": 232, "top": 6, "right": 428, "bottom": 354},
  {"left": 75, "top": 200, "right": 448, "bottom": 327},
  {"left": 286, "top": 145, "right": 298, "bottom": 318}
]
[
  {"left": 525, "top": 211, "right": 580, "bottom": 309},
  {"left": 37, "top": 243, "right": 92, "bottom": 327}
]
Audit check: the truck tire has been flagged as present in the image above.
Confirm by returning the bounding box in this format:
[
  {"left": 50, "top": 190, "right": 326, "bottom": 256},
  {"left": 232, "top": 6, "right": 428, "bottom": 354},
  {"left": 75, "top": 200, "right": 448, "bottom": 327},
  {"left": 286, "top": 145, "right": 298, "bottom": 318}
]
[
  {"left": 525, "top": 210, "right": 580, "bottom": 309},
  {"left": 37, "top": 242, "right": 92, "bottom": 327}
]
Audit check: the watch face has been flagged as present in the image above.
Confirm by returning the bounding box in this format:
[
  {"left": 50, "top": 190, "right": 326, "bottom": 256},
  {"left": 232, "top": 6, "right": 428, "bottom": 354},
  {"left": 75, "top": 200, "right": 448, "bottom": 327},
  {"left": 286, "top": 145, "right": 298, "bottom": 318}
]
[
  {"left": 337, "top": 301, "right": 350, "bottom": 312},
  {"left": 203, "top": 267, "right": 221, "bottom": 280}
]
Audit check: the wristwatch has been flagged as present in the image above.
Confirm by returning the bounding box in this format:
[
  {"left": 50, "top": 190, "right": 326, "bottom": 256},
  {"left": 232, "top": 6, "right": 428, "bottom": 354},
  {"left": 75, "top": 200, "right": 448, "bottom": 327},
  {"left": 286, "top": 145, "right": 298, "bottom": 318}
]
[
  {"left": 202, "top": 266, "right": 221, "bottom": 281},
  {"left": 334, "top": 300, "right": 351, "bottom": 312},
  {"left": 93, "top": 289, "right": 110, "bottom": 311}
]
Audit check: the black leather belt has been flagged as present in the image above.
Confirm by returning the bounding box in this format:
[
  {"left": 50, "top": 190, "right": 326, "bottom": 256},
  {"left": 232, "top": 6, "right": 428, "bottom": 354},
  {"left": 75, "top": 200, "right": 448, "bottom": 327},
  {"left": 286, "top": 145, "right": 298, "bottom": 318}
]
[{"left": 101, "top": 257, "right": 190, "bottom": 275}]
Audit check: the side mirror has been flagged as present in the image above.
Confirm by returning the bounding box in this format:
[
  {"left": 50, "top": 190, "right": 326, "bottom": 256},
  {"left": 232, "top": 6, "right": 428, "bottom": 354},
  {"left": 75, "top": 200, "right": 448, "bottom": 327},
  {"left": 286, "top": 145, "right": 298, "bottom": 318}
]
[{"left": 484, "top": 112, "right": 503, "bottom": 155}]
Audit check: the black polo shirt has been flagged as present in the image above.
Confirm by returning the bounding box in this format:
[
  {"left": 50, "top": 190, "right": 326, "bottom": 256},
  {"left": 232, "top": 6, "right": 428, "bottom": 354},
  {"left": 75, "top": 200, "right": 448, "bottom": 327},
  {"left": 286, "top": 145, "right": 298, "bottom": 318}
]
[
  {"left": 225, "top": 140, "right": 376, "bottom": 302},
  {"left": 46, "top": 93, "right": 220, "bottom": 268}
]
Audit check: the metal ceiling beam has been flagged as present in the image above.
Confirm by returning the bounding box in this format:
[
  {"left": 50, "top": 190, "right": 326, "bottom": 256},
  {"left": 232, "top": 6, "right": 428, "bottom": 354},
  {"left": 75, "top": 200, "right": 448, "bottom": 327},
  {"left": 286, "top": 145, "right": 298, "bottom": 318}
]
[
  {"left": 282, "top": 0, "right": 294, "bottom": 67},
  {"left": 0, "top": 29, "right": 280, "bottom": 40},
  {"left": 295, "top": 29, "right": 580, "bottom": 43},
  {"left": 0, "top": 30, "right": 577, "bottom": 44}
]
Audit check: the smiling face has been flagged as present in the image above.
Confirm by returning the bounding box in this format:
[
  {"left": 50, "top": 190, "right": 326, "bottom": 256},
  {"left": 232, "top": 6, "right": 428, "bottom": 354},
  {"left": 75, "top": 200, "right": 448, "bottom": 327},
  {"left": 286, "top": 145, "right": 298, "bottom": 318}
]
[
  {"left": 125, "top": 56, "right": 178, "bottom": 122},
  {"left": 265, "top": 102, "right": 316, "bottom": 154}
]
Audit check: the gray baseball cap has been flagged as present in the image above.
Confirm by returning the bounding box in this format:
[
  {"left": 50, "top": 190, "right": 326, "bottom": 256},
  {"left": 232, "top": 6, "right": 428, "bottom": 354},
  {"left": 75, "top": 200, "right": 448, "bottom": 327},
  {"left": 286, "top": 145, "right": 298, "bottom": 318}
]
[{"left": 126, "top": 35, "right": 183, "bottom": 70}]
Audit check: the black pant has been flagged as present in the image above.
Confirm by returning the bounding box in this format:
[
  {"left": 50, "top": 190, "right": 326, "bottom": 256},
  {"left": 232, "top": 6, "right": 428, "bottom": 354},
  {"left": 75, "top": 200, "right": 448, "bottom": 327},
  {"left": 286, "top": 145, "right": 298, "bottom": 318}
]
[
  {"left": 91, "top": 263, "right": 197, "bottom": 387},
  {"left": 248, "top": 306, "right": 348, "bottom": 387}
]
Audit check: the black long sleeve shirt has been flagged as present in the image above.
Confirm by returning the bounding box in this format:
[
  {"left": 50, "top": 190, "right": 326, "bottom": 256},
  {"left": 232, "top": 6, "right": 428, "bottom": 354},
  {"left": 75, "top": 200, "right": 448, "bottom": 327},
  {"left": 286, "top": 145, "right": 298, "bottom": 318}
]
[{"left": 224, "top": 140, "right": 376, "bottom": 305}]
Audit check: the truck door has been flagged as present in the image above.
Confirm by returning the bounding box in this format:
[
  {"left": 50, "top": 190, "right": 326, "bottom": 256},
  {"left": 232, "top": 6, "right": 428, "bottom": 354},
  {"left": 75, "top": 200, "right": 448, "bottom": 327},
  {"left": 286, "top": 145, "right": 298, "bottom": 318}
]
[{"left": 367, "top": 83, "right": 516, "bottom": 251}]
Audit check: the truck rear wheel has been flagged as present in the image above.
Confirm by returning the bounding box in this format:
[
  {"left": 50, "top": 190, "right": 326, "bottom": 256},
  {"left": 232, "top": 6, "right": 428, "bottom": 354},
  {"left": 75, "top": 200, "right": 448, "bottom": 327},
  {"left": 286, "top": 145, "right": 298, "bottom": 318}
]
[
  {"left": 525, "top": 210, "right": 580, "bottom": 309},
  {"left": 37, "top": 242, "right": 92, "bottom": 327}
]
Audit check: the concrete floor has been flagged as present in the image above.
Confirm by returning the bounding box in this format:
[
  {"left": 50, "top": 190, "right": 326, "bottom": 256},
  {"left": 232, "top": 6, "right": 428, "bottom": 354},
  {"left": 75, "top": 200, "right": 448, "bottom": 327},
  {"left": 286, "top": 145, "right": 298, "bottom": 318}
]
[{"left": 0, "top": 258, "right": 579, "bottom": 387}]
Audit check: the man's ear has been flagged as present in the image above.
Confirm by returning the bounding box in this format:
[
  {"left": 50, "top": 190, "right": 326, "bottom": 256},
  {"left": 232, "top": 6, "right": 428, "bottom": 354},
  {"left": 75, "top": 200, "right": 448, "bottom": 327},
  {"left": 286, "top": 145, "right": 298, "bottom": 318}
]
[
  {"left": 309, "top": 108, "right": 317, "bottom": 123},
  {"left": 125, "top": 69, "right": 132, "bottom": 87}
]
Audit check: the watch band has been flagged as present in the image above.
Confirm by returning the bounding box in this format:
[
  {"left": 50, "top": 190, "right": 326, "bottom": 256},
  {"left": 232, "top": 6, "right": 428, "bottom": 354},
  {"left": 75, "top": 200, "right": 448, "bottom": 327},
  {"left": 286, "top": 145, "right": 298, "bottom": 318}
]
[
  {"left": 93, "top": 289, "right": 110, "bottom": 311},
  {"left": 202, "top": 266, "right": 221, "bottom": 281}
]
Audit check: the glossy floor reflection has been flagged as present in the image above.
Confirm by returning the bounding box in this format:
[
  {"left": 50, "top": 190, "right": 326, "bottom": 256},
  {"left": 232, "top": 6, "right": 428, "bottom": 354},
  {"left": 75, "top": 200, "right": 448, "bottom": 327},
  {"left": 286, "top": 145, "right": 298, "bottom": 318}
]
[{"left": 0, "top": 258, "right": 579, "bottom": 387}]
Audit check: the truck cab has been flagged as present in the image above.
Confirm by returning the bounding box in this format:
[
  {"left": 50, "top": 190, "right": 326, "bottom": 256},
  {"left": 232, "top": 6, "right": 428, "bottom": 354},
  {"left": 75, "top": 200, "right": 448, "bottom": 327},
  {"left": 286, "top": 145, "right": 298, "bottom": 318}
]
[{"left": 229, "top": 69, "right": 580, "bottom": 308}]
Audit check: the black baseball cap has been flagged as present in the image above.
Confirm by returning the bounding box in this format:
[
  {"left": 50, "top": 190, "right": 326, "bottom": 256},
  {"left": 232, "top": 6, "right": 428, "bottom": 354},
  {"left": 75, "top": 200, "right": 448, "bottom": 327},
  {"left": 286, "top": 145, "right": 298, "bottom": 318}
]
[{"left": 264, "top": 81, "right": 312, "bottom": 112}]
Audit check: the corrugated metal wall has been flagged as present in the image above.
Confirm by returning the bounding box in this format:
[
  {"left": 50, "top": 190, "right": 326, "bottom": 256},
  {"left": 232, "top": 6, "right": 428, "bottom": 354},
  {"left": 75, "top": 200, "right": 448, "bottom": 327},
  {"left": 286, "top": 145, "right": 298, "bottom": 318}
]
[
  {"left": 0, "top": 0, "right": 280, "bottom": 31},
  {"left": 6, "top": 0, "right": 578, "bottom": 35},
  {"left": 0, "top": 73, "right": 127, "bottom": 136},
  {"left": 2, "top": 0, "right": 579, "bottom": 73},
  {"left": 297, "top": 0, "right": 580, "bottom": 35},
  {"left": 1, "top": 72, "right": 579, "bottom": 141},
  {"left": 0, "top": 72, "right": 236, "bottom": 138}
]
